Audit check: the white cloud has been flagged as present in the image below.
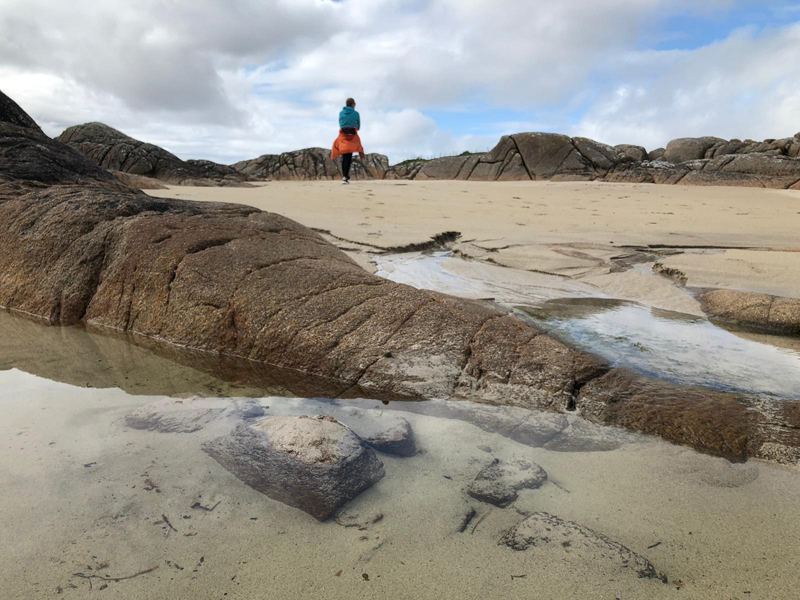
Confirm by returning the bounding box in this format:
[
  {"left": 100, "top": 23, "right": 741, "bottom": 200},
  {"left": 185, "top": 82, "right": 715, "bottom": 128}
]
[
  {"left": 0, "top": 0, "right": 797, "bottom": 163},
  {"left": 574, "top": 23, "right": 800, "bottom": 150}
]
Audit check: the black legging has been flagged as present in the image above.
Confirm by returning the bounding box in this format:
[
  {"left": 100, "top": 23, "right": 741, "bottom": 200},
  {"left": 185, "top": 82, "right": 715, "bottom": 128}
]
[{"left": 341, "top": 153, "right": 353, "bottom": 180}]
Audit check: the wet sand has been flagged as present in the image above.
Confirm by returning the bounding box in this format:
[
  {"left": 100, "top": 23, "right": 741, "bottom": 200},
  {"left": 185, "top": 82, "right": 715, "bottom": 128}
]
[
  {"left": 149, "top": 180, "right": 800, "bottom": 309},
  {"left": 4, "top": 364, "right": 800, "bottom": 600}
]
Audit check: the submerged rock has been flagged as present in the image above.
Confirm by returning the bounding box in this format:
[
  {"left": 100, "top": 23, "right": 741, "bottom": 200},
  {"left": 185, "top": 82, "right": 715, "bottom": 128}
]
[
  {"left": 125, "top": 399, "right": 229, "bottom": 433},
  {"left": 500, "top": 512, "right": 665, "bottom": 581},
  {"left": 334, "top": 508, "right": 385, "bottom": 529},
  {"left": 203, "top": 415, "right": 385, "bottom": 520},
  {"left": 327, "top": 407, "right": 417, "bottom": 456},
  {"left": 467, "top": 458, "right": 547, "bottom": 507},
  {"left": 124, "top": 398, "right": 265, "bottom": 433}
]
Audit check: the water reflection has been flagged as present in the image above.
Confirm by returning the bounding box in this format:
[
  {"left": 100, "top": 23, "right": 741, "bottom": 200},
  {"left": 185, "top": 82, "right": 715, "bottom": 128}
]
[
  {"left": 0, "top": 309, "right": 358, "bottom": 400},
  {"left": 517, "top": 298, "right": 800, "bottom": 398}
]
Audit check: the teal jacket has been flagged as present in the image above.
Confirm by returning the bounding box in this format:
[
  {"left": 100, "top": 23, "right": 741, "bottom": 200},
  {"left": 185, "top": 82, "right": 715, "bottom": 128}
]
[{"left": 339, "top": 106, "right": 360, "bottom": 129}]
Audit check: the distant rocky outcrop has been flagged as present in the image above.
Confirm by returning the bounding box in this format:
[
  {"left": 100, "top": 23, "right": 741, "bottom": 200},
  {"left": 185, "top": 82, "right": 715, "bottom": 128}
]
[
  {"left": 0, "top": 96, "right": 123, "bottom": 188},
  {"left": 231, "top": 147, "right": 390, "bottom": 181},
  {"left": 608, "top": 152, "right": 800, "bottom": 189},
  {"left": 56, "top": 122, "right": 251, "bottom": 187},
  {"left": 231, "top": 131, "right": 800, "bottom": 190},
  {"left": 2, "top": 89, "right": 799, "bottom": 464},
  {"left": 412, "top": 133, "right": 632, "bottom": 182}
]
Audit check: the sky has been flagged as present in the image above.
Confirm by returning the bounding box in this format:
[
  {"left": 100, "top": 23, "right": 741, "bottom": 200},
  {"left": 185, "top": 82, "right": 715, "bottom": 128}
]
[{"left": 1, "top": 0, "right": 799, "bottom": 164}]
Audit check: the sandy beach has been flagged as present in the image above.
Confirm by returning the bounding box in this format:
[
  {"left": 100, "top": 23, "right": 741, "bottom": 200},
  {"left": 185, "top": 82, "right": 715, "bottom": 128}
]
[{"left": 149, "top": 180, "right": 800, "bottom": 315}]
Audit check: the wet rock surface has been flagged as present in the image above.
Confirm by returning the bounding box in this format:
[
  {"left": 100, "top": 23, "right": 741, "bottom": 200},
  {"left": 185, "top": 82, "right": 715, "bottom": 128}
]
[
  {"left": 203, "top": 415, "right": 385, "bottom": 520},
  {"left": 467, "top": 458, "right": 548, "bottom": 507},
  {"left": 324, "top": 407, "right": 417, "bottom": 456},
  {"left": 576, "top": 367, "right": 800, "bottom": 463},
  {"left": 125, "top": 399, "right": 230, "bottom": 433},
  {"left": 499, "top": 512, "right": 665, "bottom": 581},
  {"left": 56, "top": 122, "right": 250, "bottom": 186},
  {"left": 699, "top": 289, "right": 800, "bottom": 336},
  {"left": 123, "top": 398, "right": 266, "bottom": 433}
]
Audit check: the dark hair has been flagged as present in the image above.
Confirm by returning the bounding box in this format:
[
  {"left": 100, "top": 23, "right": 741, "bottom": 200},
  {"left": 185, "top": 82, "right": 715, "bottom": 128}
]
[{"left": 346, "top": 98, "right": 356, "bottom": 107}]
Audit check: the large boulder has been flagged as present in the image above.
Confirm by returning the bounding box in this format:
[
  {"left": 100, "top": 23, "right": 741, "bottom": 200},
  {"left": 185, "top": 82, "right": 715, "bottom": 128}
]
[
  {"left": 615, "top": 144, "right": 648, "bottom": 162},
  {"left": 504, "top": 133, "right": 627, "bottom": 181},
  {"left": 466, "top": 137, "right": 526, "bottom": 181},
  {"left": 56, "top": 122, "right": 250, "bottom": 186},
  {"left": 0, "top": 93, "right": 124, "bottom": 188},
  {"left": 699, "top": 289, "right": 800, "bottom": 336},
  {"left": 663, "top": 137, "right": 726, "bottom": 164},
  {"left": 647, "top": 147, "right": 666, "bottom": 161},
  {"left": 203, "top": 415, "right": 385, "bottom": 520},
  {"left": 231, "top": 147, "right": 390, "bottom": 181},
  {"left": 500, "top": 512, "right": 665, "bottom": 581}
]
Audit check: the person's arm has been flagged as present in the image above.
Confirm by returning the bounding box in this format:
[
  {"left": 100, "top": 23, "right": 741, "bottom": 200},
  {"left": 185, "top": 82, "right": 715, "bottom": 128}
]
[{"left": 356, "top": 111, "right": 361, "bottom": 130}]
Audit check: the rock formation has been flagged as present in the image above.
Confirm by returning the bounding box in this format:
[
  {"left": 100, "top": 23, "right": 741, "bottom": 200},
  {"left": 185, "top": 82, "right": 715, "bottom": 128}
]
[
  {"left": 231, "top": 147, "right": 390, "bottom": 181},
  {"left": 699, "top": 289, "right": 800, "bottom": 336},
  {"left": 55, "top": 122, "right": 250, "bottom": 187},
  {"left": 500, "top": 512, "right": 665, "bottom": 581},
  {"left": 1, "top": 89, "right": 799, "bottom": 464},
  {"left": 227, "top": 131, "right": 800, "bottom": 189},
  {"left": 203, "top": 415, "right": 385, "bottom": 520},
  {"left": 663, "top": 137, "right": 727, "bottom": 163},
  {"left": 412, "top": 133, "right": 633, "bottom": 182},
  {"left": 615, "top": 144, "right": 649, "bottom": 162},
  {"left": 609, "top": 152, "right": 800, "bottom": 189},
  {"left": 52, "top": 107, "right": 800, "bottom": 189}
]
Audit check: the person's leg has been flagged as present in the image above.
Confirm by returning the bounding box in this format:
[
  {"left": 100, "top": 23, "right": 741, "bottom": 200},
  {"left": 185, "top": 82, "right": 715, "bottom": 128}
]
[{"left": 342, "top": 153, "right": 353, "bottom": 181}]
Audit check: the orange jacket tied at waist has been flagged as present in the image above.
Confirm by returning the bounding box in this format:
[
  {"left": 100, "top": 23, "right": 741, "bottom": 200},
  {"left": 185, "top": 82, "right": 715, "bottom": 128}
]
[{"left": 331, "top": 129, "right": 364, "bottom": 160}]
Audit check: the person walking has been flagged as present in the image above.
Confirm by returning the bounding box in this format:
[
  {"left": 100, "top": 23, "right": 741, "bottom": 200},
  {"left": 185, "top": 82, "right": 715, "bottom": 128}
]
[{"left": 331, "top": 98, "right": 365, "bottom": 184}]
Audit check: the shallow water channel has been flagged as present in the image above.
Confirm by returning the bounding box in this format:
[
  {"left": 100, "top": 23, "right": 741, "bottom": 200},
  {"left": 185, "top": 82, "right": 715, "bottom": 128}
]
[
  {"left": 376, "top": 251, "right": 800, "bottom": 398},
  {"left": 2, "top": 252, "right": 800, "bottom": 599}
]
